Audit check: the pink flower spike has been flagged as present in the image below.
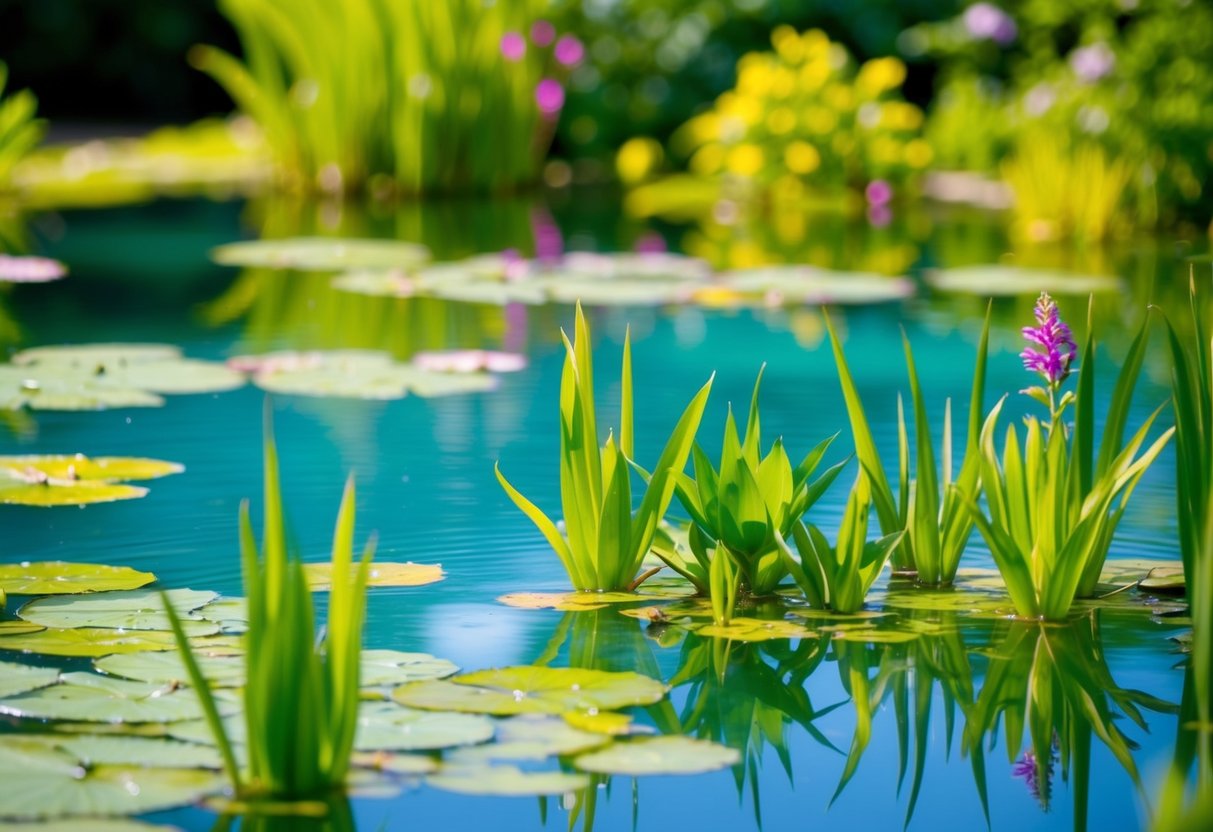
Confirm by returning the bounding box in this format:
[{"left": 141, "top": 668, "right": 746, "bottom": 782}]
[
  {"left": 530, "top": 20, "right": 556, "bottom": 47},
  {"left": 554, "top": 35, "right": 585, "bottom": 67},
  {"left": 500, "top": 32, "right": 526, "bottom": 62},
  {"left": 0, "top": 255, "right": 68, "bottom": 283},
  {"left": 413, "top": 350, "right": 528, "bottom": 374},
  {"left": 633, "top": 232, "right": 667, "bottom": 254},
  {"left": 535, "top": 78, "right": 565, "bottom": 114}
]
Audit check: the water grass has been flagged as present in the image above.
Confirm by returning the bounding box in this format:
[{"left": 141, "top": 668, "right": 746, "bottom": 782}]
[
  {"left": 496, "top": 302, "right": 713, "bottom": 591},
  {"left": 0, "top": 62, "right": 45, "bottom": 188},
  {"left": 163, "top": 410, "right": 374, "bottom": 799}
]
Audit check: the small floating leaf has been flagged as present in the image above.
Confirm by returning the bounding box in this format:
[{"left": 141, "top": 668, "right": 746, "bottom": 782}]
[
  {"left": 94, "top": 650, "right": 245, "bottom": 688},
  {"left": 354, "top": 702, "right": 494, "bottom": 752},
  {"left": 1, "top": 820, "right": 180, "bottom": 832},
  {"left": 1139, "top": 566, "right": 1186, "bottom": 595},
  {"left": 305, "top": 561, "right": 444, "bottom": 590},
  {"left": 715, "top": 266, "right": 914, "bottom": 305},
  {"left": 360, "top": 650, "right": 459, "bottom": 686},
  {"left": 0, "top": 671, "right": 236, "bottom": 723},
  {"left": 393, "top": 666, "right": 668, "bottom": 716},
  {"left": 0, "top": 562, "right": 154, "bottom": 596},
  {"left": 352, "top": 751, "right": 438, "bottom": 775},
  {"left": 829, "top": 628, "right": 921, "bottom": 644},
  {"left": 427, "top": 764, "right": 589, "bottom": 796},
  {"left": 18, "top": 589, "right": 219, "bottom": 635},
  {"left": 0, "top": 660, "right": 59, "bottom": 698},
  {"left": 0, "top": 734, "right": 222, "bottom": 770},
  {"left": 693, "top": 617, "right": 816, "bottom": 642},
  {"left": 0, "top": 624, "right": 180, "bottom": 657},
  {"left": 574, "top": 736, "right": 739, "bottom": 775},
  {"left": 232, "top": 350, "right": 496, "bottom": 400},
  {"left": 562, "top": 711, "right": 636, "bottom": 736},
  {"left": 925, "top": 265, "right": 1120, "bottom": 295},
  {"left": 446, "top": 715, "right": 610, "bottom": 763},
  {"left": 210, "top": 237, "right": 430, "bottom": 271},
  {"left": 0, "top": 456, "right": 183, "bottom": 507}
]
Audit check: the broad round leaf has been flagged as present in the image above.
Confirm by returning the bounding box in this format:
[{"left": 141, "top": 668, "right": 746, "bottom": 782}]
[
  {"left": 715, "top": 266, "right": 914, "bottom": 305},
  {"left": 0, "top": 624, "right": 180, "bottom": 658},
  {"left": 360, "top": 650, "right": 459, "bottom": 686},
  {"left": 210, "top": 237, "right": 430, "bottom": 271},
  {"left": 305, "top": 561, "right": 444, "bottom": 590},
  {"left": 235, "top": 350, "right": 496, "bottom": 400},
  {"left": 0, "top": 671, "right": 234, "bottom": 723},
  {"left": 446, "top": 715, "right": 610, "bottom": 764},
  {"left": 924, "top": 265, "right": 1120, "bottom": 295},
  {"left": 19, "top": 589, "right": 219, "bottom": 634},
  {"left": 0, "top": 660, "right": 59, "bottom": 698},
  {"left": 354, "top": 702, "right": 494, "bottom": 752},
  {"left": 94, "top": 650, "right": 245, "bottom": 688},
  {"left": 1, "top": 734, "right": 222, "bottom": 770},
  {"left": 0, "top": 562, "right": 155, "bottom": 596},
  {"left": 693, "top": 617, "right": 817, "bottom": 642},
  {"left": 0, "top": 455, "right": 182, "bottom": 482},
  {"left": 427, "top": 764, "right": 589, "bottom": 796},
  {"left": 392, "top": 666, "right": 668, "bottom": 716},
  {"left": 11, "top": 344, "right": 181, "bottom": 366},
  {"left": 573, "top": 736, "right": 739, "bottom": 775},
  {"left": 2, "top": 820, "right": 180, "bottom": 832}
]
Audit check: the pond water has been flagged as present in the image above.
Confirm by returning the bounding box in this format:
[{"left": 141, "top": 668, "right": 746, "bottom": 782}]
[{"left": 0, "top": 194, "right": 1202, "bottom": 831}]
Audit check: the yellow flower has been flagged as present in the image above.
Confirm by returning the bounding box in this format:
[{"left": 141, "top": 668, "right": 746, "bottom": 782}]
[
  {"left": 767, "top": 107, "right": 797, "bottom": 135},
  {"left": 616, "top": 137, "right": 663, "bottom": 184},
  {"left": 801, "top": 29, "right": 830, "bottom": 57},
  {"left": 690, "top": 143, "right": 725, "bottom": 176},
  {"left": 784, "top": 141, "right": 821, "bottom": 174},
  {"left": 772, "top": 25, "right": 804, "bottom": 63},
  {"left": 856, "top": 57, "right": 906, "bottom": 95},
  {"left": 802, "top": 106, "right": 838, "bottom": 134},
  {"left": 726, "top": 144, "right": 764, "bottom": 177},
  {"left": 905, "top": 139, "right": 934, "bottom": 168}
]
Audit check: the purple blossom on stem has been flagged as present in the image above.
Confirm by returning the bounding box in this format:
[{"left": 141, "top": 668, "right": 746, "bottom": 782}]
[
  {"left": 530, "top": 20, "right": 555, "bottom": 47},
  {"left": 554, "top": 35, "right": 585, "bottom": 67},
  {"left": 535, "top": 78, "right": 565, "bottom": 115},
  {"left": 500, "top": 32, "right": 526, "bottom": 62},
  {"left": 963, "top": 3, "right": 1018, "bottom": 45},
  {"left": 1021, "top": 292, "right": 1076, "bottom": 387},
  {"left": 1012, "top": 744, "right": 1057, "bottom": 809}
]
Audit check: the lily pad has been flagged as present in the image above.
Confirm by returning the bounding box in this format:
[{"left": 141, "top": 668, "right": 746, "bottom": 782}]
[
  {"left": 924, "top": 265, "right": 1120, "bottom": 295},
  {"left": 354, "top": 702, "right": 495, "bottom": 752},
  {"left": 693, "top": 617, "right": 817, "bottom": 642},
  {"left": 231, "top": 350, "right": 497, "bottom": 400},
  {"left": 0, "top": 624, "right": 181, "bottom": 658},
  {"left": 360, "top": 650, "right": 459, "bottom": 686},
  {"left": 562, "top": 711, "right": 637, "bottom": 736},
  {"left": 352, "top": 750, "right": 438, "bottom": 775},
  {"left": 18, "top": 589, "right": 219, "bottom": 635},
  {"left": 829, "top": 628, "right": 921, "bottom": 644},
  {"left": 0, "top": 671, "right": 234, "bottom": 723},
  {"left": 305, "top": 561, "right": 445, "bottom": 590},
  {"left": 1139, "top": 566, "right": 1186, "bottom": 595},
  {"left": 427, "top": 764, "right": 589, "bottom": 797},
  {"left": 94, "top": 650, "right": 245, "bottom": 688},
  {"left": 0, "top": 455, "right": 183, "bottom": 507},
  {"left": 0, "top": 660, "right": 59, "bottom": 698},
  {"left": 573, "top": 736, "right": 740, "bottom": 776},
  {"left": 0, "top": 734, "right": 222, "bottom": 770},
  {"left": 0, "top": 562, "right": 155, "bottom": 596},
  {"left": 715, "top": 266, "right": 915, "bottom": 306},
  {"left": 412, "top": 351, "right": 527, "bottom": 374},
  {"left": 0, "top": 255, "right": 68, "bottom": 284},
  {"left": 2, "top": 344, "right": 244, "bottom": 411},
  {"left": 210, "top": 237, "right": 430, "bottom": 271},
  {"left": 1, "top": 821, "right": 181, "bottom": 832},
  {"left": 0, "top": 737, "right": 222, "bottom": 820},
  {"left": 392, "top": 666, "right": 668, "bottom": 716},
  {"left": 446, "top": 715, "right": 611, "bottom": 764}
]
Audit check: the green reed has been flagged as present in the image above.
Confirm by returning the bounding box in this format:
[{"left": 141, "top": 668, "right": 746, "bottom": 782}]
[
  {"left": 0, "top": 62, "right": 44, "bottom": 187},
  {"left": 164, "top": 413, "right": 374, "bottom": 799}
]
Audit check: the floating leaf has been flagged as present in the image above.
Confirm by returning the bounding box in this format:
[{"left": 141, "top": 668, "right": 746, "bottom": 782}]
[
  {"left": 305, "top": 561, "right": 444, "bottom": 590},
  {"left": 446, "top": 715, "right": 610, "bottom": 764},
  {"left": 1139, "top": 566, "right": 1186, "bottom": 595},
  {"left": 352, "top": 750, "right": 438, "bottom": 775},
  {"left": 94, "top": 650, "right": 245, "bottom": 688},
  {"left": 210, "top": 237, "right": 430, "bottom": 271},
  {"left": 714, "top": 266, "right": 914, "bottom": 306},
  {"left": 427, "top": 764, "right": 589, "bottom": 797},
  {"left": 829, "top": 628, "right": 921, "bottom": 644},
  {"left": 0, "top": 660, "right": 59, "bottom": 698},
  {"left": 360, "top": 650, "right": 459, "bottom": 686},
  {"left": 0, "top": 734, "right": 222, "bottom": 770},
  {"left": 1, "top": 820, "right": 181, "bottom": 832},
  {"left": 0, "top": 456, "right": 183, "bottom": 507},
  {"left": 354, "top": 702, "right": 494, "bottom": 752},
  {"left": 412, "top": 351, "right": 527, "bottom": 374},
  {"left": 19, "top": 589, "right": 219, "bottom": 635},
  {"left": 393, "top": 666, "right": 667, "bottom": 716},
  {"left": 562, "top": 711, "right": 637, "bottom": 736},
  {"left": 574, "top": 736, "right": 739, "bottom": 775},
  {"left": 0, "top": 671, "right": 235, "bottom": 723},
  {"left": 0, "top": 562, "right": 154, "bottom": 596},
  {"left": 0, "top": 737, "right": 222, "bottom": 820},
  {"left": 0, "top": 624, "right": 181, "bottom": 658},
  {"left": 693, "top": 617, "right": 817, "bottom": 642},
  {"left": 0, "top": 255, "right": 68, "bottom": 284},
  {"left": 231, "top": 350, "right": 496, "bottom": 400},
  {"left": 925, "top": 265, "right": 1120, "bottom": 296}
]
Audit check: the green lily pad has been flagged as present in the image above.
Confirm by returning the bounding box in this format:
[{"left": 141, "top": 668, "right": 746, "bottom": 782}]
[
  {"left": 18, "top": 589, "right": 219, "bottom": 635},
  {"left": 1, "top": 344, "right": 244, "bottom": 411},
  {"left": 1, "top": 820, "right": 181, "bottom": 832},
  {"left": 0, "top": 660, "right": 59, "bottom": 697},
  {"left": 0, "top": 562, "right": 155, "bottom": 596},
  {"left": 427, "top": 764, "right": 590, "bottom": 797},
  {"left": 924, "top": 265, "right": 1120, "bottom": 296},
  {"left": 0, "top": 624, "right": 181, "bottom": 657},
  {"left": 446, "top": 715, "right": 611, "bottom": 764},
  {"left": 360, "top": 650, "right": 459, "bottom": 686},
  {"left": 715, "top": 266, "right": 915, "bottom": 305},
  {"left": 194, "top": 597, "right": 249, "bottom": 634},
  {"left": 352, "top": 750, "right": 438, "bottom": 775},
  {"left": 0, "top": 737, "right": 222, "bottom": 820},
  {"left": 693, "top": 617, "right": 817, "bottom": 642},
  {"left": 94, "top": 650, "right": 245, "bottom": 688},
  {"left": 1139, "top": 566, "right": 1186, "bottom": 595},
  {"left": 305, "top": 561, "right": 445, "bottom": 590},
  {"left": 392, "top": 666, "right": 668, "bottom": 716},
  {"left": 0, "top": 455, "right": 183, "bottom": 507},
  {"left": 354, "top": 702, "right": 494, "bottom": 752},
  {"left": 573, "top": 736, "right": 740, "bottom": 776},
  {"left": 829, "top": 628, "right": 921, "bottom": 644},
  {"left": 0, "top": 671, "right": 236, "bottom": 723},
  {"left": 0, "top": 734, "right": 222, "bottom": 770},
  {"left": 210, "top": 237, "right": 430, "bottom": 271},
  {"left": 230, "top": 350, "right": 497, "bottom": 400}
]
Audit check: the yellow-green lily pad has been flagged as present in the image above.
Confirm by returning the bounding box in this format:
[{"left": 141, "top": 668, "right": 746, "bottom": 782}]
[
  {"left": 1, "top": 820, "right": 181, "bottom": 832},
  {"left": 393, "top": 666, "right": 668, "bottom": 716},
  {"left": 427, "top": 764, "right": 589, "bottom": 797},
  {"left": 573, "top": 736, "right": 739, "bottom": 776},
  {"left": 693, "top": 617, "right": 816, "bottom": 642},
  {"left": 0, "top": 671, "right": 236, "bottom": 723},
  {"left": 0, "top": 734, "right": 222, "bottom": 770},
  {"left": 924, "top": 265, "right": 1120, "bottom": 295},
  {"left": 305, "top": 561, "right": 445, "bottom": 590},
  {"left": 0, "top": 562, "right": 155, "bottom": 596},
  {"left": 94, "top": 650, "right": 245, "bottom": 688},
  {"left": 1138, "top": 566, "right": 1186, "bottom": 595},
  {"left": 0, "top": 660, "right": 59, "bottom": 698},
  {"left": 562, "top": 711, "right": 637, "bottom": 736},
  {"left": 446, "top": 715, "right": 611, "bottom": 764},
  {"left": 210, "top": 237, "right": 430, "bottom": 271},
  {"left": 0, "top": 456, "right": 183, "bottom": 506},
  {"left": 354, "top": 702, "right": 495, "bottom": 752},
  {"left": 715, "top": 266, "right": 914, "bottom": 305},
  {"left": 0, "top": 737, "right": 223, "bottom": 820},
  {"left": 18, "top": 589, "right": 219, "bottom": 635},
  {"left": 352, "top": 750, "right": 438, "bottom": 775},
  {"left": 0, "top": 624, "right": 181, "bottom": 657},
  {"left": 360, "top": 650, "right": 459, "bottom": 686},
  {"left": 231, "top": 350, "right": 497, "bottom": 400}
]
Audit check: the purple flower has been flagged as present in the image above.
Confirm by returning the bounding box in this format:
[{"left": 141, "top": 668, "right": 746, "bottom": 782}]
[
  {"left": 1013, "top": 745, "right": 1057, "bottom": 809},
  {"left": 554, "top": 35, "right": 585, "bottom": 67},
  {"left": 500, "top": 32, "right": 526, "bottom": 62},
  {"left": 633, "top": 232, "right": 667, "bottom": 254},
  {"left": 535, "top": 78, "right": 565, "bottom": 114},
  {"left": 1069, "top": 42, "right": 1116, "bottom": 83},
  {"left": 963, "top": 3, "right": 1017, "bottom": 45},
  {"left": 865, "top": 179, "right": 893, "bottom": 207},
  {"left": 1021, "top": 292, "right": 1077, "bottom": 386},
  {"left": 530, "top": 20, "right": 555, "bottom": 47}
]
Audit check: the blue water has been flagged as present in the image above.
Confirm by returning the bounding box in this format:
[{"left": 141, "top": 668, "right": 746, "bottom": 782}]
[{"left": 0, "top": 196, "right": 1200, "bottom": 831}]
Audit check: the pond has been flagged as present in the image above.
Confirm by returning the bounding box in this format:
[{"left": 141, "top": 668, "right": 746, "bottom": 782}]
[{"left": 0, "top": 193, "right": 1203, "bottom": 832}]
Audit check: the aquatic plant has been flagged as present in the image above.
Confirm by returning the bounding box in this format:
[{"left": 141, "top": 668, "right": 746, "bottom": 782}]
[
  {"left": 496, "top": 303, "right": 713, "bottom": 591},
  {"left": 0, "top": 62, "right": 44, "bottom": 188},
  {"left": 668, "top": 368, "right": 847, "bottom": 609},
  {"left": 966, "top": 294, "right": 1171, "bottom": 619},
  {"left": 195, "top": 0, "right": 574, "bottom": 194},
  {"left": 163, "top": 415, "right": 374, "bottom": 799},
  {"left": 776, "top": 470, "right": 903, "bottom": 615},
  {"left": 825, "top": 306, "right": 991, "bottom": 583}
]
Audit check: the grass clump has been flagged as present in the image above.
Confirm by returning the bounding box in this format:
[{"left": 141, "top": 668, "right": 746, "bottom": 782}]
[{"left": 0, "top": 62, "right": 44, "bottom": 188}]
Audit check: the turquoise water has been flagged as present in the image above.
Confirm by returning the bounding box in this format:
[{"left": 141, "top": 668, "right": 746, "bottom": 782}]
[{"left": 0, "top": 196, "right": 1200, "bottom": 831}]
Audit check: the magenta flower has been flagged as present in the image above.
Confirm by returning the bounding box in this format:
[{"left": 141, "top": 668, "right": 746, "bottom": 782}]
[
  {"left": 535, "top": 78, "right": 565, "bottom": 114},
  {"left": 963, "top": 3, "right": 1017, "bottom": 45},
  {"left": 1021, "top": 292, "right": 1076, "bottom": 387},
  {"left": 554, "top": 35, "right": 585, "bottom": 67},
  {"left": 865, "top": 179, "right": 893, "bottom": 207},
  {"left": 500, "top": 32, "right": 526, "bottom": 62},
  {"left": 0, "top": 255, "right": 68, "bottom": 283},
  {"left": 1069, "top": 42, "right": 1115, "bottom": 83},
  {"left": 530, "top": 20, "right": 555, "bottom": 47}
]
